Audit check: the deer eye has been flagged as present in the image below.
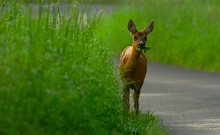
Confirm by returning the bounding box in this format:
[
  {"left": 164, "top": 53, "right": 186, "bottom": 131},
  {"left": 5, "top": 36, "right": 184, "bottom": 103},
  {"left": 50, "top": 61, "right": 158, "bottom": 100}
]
[
  {"left": 144, "top": 36, "right": 147, "bottom": 40},
  {"left": 133, "top": 36, "right": 138, "bottom": 40}
]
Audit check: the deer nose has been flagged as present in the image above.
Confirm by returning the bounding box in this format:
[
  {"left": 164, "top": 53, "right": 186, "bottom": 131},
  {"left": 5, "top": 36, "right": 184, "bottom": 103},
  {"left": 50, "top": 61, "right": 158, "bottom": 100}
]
[{"left": 138, "top": 42, "right": 145, "bottom": 49}]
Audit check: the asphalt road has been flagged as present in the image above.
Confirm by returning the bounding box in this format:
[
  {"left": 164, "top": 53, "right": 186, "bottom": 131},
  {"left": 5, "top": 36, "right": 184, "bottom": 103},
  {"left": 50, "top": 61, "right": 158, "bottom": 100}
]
[{"left": 139, "top": 62, "right": 220, "bottom": 135}]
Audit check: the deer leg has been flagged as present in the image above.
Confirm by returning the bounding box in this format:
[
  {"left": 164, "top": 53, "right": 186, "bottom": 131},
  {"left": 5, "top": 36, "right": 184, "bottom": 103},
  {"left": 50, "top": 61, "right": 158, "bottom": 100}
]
[
  {"left": 123, "top": 88, "right": 130, "bottom": 112},
  {"left": 133, "top": 89, "right": 140, "bottom": 115}
]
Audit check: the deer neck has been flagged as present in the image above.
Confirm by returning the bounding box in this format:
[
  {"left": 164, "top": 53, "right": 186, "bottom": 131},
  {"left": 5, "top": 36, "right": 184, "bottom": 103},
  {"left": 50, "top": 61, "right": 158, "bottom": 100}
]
[{"left": 125, "top": 46, "right": 141, "bottom": 70}]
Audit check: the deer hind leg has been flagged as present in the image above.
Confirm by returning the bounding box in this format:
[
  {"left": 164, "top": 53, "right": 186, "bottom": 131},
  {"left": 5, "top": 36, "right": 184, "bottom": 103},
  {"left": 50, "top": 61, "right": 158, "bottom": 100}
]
[
  {"left": 133, "top": 88, "right": 140, "bottom": 115},
  {"left": 123, "top": 88, "right": 130, "bottom": 112}
]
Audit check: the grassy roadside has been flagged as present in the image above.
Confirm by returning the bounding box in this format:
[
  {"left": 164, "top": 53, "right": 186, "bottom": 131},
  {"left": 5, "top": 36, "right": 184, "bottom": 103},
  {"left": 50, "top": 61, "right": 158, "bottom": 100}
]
[
  {"left": 0, "top": 2, "right": 167, "bottom": 135},
  {"left": 14, "top": 0, "right": 122, "bottom": 4},
  {"left": 97, "top": 0, "right": 220, "bottom": 72}
]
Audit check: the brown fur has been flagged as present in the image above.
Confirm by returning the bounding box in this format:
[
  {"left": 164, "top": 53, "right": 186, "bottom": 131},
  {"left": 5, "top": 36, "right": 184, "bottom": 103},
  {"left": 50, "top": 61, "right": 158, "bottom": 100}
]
[{"left": 119, "top": 19, "right": 154, "bottom": 114}]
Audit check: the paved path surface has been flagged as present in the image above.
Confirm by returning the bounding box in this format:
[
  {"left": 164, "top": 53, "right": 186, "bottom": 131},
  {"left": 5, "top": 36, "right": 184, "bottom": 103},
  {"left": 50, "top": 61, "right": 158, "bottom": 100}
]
[{"left": 140, "top": 62, "right": 220, "bottom": 135}]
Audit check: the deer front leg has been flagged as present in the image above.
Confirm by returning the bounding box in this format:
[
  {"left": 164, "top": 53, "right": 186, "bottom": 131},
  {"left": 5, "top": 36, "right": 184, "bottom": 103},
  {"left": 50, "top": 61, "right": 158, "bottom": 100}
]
[
  {"left": 133, "top": 89, "right": 140, "bottom": 114},
  {"left": 123, "top": 88, "right": 130, "bottom": 112}
]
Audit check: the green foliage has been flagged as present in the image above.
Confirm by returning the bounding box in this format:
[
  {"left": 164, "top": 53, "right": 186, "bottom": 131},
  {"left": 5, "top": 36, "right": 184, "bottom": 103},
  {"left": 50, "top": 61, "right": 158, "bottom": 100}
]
[
  {"left": 8, "top": 0, "right": 121, "bottom": 4},
  {"left": 0, "top": 2, "right": 119, "bottom": 135},
  {"left": 122, "top": 112, "right": 167, "bottom": 135},
  {"left": 0, "top": 2, "right": 166, "bottom": 135},
  {"left": 97, "top": 0, "right": 220, "bottom": 72}
]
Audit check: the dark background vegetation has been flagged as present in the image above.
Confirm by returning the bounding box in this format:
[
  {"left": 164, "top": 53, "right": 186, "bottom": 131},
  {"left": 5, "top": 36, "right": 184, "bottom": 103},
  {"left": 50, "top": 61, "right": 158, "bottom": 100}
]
[{"left": 97, "top": 0, "right": 220, "bottom": 72}]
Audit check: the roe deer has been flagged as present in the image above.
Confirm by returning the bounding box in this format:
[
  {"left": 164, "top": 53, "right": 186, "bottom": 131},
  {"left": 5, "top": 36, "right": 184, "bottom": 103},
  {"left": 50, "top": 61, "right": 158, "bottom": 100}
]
[{"left": 119, "top": 19, "right": 154, "bottom": 114}]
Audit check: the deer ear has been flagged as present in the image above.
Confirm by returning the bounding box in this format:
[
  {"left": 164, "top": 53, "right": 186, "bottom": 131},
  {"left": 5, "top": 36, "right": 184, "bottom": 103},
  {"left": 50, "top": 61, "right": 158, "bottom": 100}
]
[
  {"left": 143, "top": 20, "right": 154, "bottom": 35},
  {"left": 128, "top": 19, "right": 138, "bottom": 34}
]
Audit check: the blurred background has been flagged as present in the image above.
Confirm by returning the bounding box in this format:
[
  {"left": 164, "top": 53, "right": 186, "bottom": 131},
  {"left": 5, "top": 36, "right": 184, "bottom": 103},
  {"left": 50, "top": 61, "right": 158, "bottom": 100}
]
[{"left": 96, "top": 0, "right": 220, "bottom": 72}]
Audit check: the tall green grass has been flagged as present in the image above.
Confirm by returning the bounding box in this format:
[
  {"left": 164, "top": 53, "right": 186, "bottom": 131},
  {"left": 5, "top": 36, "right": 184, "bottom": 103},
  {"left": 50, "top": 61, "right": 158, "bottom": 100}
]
[
  {"left": 0, "top": 2, "right": 166, "bottom": 135},
  {"left": 17, "top": 0, "right": 122, "bottom": 4},
  {"left": 97, "top": 0, "right": 220, "bottom": 72}
]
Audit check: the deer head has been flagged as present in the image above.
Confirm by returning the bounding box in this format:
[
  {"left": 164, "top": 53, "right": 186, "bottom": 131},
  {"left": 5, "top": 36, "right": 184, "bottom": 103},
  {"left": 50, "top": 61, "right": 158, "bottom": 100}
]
[{"left": 128, "top": 19, "right": 154, "bottom": 52}]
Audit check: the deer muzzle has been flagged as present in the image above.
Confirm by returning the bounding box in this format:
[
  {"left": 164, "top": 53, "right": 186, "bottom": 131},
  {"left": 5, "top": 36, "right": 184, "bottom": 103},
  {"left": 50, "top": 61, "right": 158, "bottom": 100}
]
[
  {"left": 138, "top": 42, "right": 145, "bottom": 50},
  {"left": 138, "top": 42, "right": 151, "bottom": 53}
]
